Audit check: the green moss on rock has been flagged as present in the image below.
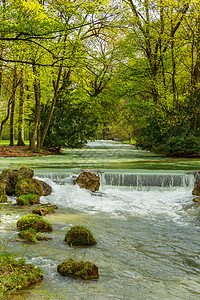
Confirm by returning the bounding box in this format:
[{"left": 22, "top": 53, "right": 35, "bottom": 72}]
[
  {"left": 0, "top": 167, "right": 34, "bottom": 196},
  {"left": 18, "top": 228, "right": 40, "bottom": 243},
  {"left": 0, "top": 183, "right": 7, "bottom": 203},
  {"left": 17, "top": 194, "right": 40, "bottom": 206},
  {"left": 65, "top": 225, "right": 97, "bottom": 246},
  {"left": 15, "top": 178, "right": 52, "bottom": 197},
  {"left": 0, "top": 253, "right": 43, "bottom": 298},
  {"left": 15, "top": 178, "right": 43, "bottom": 196},
  {"left": 192, "top": 179, "right": 200, "bottom": 196},
  {"left": 17, "top": 214, "right": 52, "bottom": 232},
  {"left": 32, "top": 203, "right": 57, "bottom": 216},
  {"left": 57, "top": 258, "right": 99, "bottom": 280},
  {"left": 18, "top": 228, "right": 51, "bottom": 243}
]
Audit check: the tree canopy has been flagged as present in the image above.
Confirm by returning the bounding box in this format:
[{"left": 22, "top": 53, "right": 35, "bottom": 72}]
[{"left": 0, "top": 0, "right": 200, "bottom": 156}]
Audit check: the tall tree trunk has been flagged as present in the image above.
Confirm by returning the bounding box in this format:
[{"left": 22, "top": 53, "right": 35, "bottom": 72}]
[
  {"left": 9, "top": 66, "right": 17, "bottom": 146},
  {"left": 29, "top": 64, "right": 41, "bottom": 151},
  {"left": 40, "top": 65, "right": 63, "bottom": 147},
  {"left": 17, "top": 68, "right": 25, "bottom": 146},
  {"left": 40, "top": 34, "right": 68, "bottom": 148},
  {"left": 0, "top": 42, "right": 3, "bottom": 94},
  {"left": 191, "top": 15, "right": 200, "bottom": 130},
  {"left": 0, "top": 0, "right": 5, "bottom": 94},
  {"left": 0, "top": 97, "right": 12, "bottom": 143}
]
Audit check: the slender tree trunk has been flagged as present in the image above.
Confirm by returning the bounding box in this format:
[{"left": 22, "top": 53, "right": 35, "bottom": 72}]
[
  {"left": 9, "top": 66, "right": 17, "bottom": 146},
  {"left": 0, "top": 43, "right": 3, "bottom": 94},
  {"left": 29, "top": 64, "right": 41, "bottom": 151},
  {"left": 191, "top": 15, "right": 200, "bottom": 130},
  {"left": 0, "top": 98, "right": 12, "bottom": 143},
  {"left": 40, "top": 64, "right": 63, "bottom": 147},
  {"left": 0, "top": 0, "right": 5, "bottom": 94},
  {"left": 17, "top": 68, "right": 25, "bottom": 146}
]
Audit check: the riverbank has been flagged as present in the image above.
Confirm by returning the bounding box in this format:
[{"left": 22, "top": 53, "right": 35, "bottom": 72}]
[{"left": 0, "top": 146, "right": 55, "bottom": 157}]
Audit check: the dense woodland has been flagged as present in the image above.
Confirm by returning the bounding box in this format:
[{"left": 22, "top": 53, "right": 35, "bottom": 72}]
[{"left": 0, "top": 0, "right": 200, "bottom": 156}]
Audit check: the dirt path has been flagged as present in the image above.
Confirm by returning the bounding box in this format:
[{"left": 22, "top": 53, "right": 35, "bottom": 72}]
[{"left": 0, "top": 145, "right": 55, "bottom": 157}]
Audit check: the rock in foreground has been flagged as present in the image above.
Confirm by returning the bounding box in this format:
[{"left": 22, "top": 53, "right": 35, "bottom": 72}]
[
  {"left": 0, "top": 253, "right": 43, "bottom": 298},
  {"left": 57, "top": 259, "right": 99, "bottom": 280},
  {"left": 75, "top": 171, "right": 100, "bottom": 192}
]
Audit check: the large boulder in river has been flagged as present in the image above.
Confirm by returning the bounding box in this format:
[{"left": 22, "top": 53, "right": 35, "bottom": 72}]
[
  {"left": 0, "top": 167, "right": 52, "bottom": 203},
  {"left": 57, "top": 259, "right": 99, "bottom": 280},
  {"left": 75, "top": 171, "right": 100, "bottom": 192},
  {"left": 192, "top": 179, "right": 200, "bottom": 196},
  {"left": 0, "top": 167, "right": 34, "bottom": 196},
  {"left": 15, "top": 178, "right": 52, "bottom": 197}
]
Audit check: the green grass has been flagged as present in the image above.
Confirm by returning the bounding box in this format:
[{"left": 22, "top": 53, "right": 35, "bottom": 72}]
[{"left": 0, "top": 140, "right": 29, "bottom": 146}]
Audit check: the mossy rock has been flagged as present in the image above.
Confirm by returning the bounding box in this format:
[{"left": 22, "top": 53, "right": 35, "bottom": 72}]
[
  {"left": 18, "top": 228, "right": 51, "bottom": 243},
  {"left": 17, "top": 194, "right": 40, "bottom": 206},
  {"left": 0, "top": 194, "right": 7, "bottom": 203},
  {"left": 0, "top": 183, "right": 7, "bottom": 203},
  {"left": 75, "top": 171, "right": 100, "bottom": 192},
  {"left": 15, "top": 178, "right": 52, "bottom": 197},
  {"left": 57, "top": 258, "right": 99, "bottom": 280},
  {"left": 193, "top": 196, "right": 200, "bottom": 203},
  {"left": 192, "top": 179, "right": 200, "bottom": 196},
  {"left": 17, "top": 214, "right": 53, "bottom": 232},
  {"left": 32, "top": 203, "right": 57, "bottom": 216},
  {"left": 0, "top": 167, "right": 34, "bottom": 196},
  {"left": 0, "top": 253, "right": 43, "bottom": 298},
  {"left": 65, "top": 225, "right": 97, "bottom": 246}
]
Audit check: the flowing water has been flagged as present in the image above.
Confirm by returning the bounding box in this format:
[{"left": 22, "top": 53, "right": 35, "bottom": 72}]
[{"left": 1, "top": 141, "right": 200, "bottom": 299}]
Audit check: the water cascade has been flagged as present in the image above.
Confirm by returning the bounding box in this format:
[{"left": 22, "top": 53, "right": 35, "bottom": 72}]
[{"left": 101, "top": 171, "right": 195, "bottom": 189}]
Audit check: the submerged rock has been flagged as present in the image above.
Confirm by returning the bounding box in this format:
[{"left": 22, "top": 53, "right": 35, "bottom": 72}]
[
  {"left": 192, "top": 179, "right": 200, "bottom": 196},
  {"left": 18, "top": 228, "right": 51, "bottom": 243},
  {"left": 57, "top": 259, "right": 99, "bottom": 280},
  {"left": 65, "top": 225, "right": 97, "bottom": 246},
  {"left": 17, "top": 214, "right": 52, "bottom": 232},
  {"left": 32, "top": 203, "right": 57, "bottom": 216},
  {"left": 75, "top": 171, "right": 100, "bottom": 192},
  {"left": 17, "top": 194, "right": 40, "bottom": 206}
]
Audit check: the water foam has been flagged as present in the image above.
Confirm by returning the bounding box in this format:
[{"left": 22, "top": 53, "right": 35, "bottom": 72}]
[{"left": 38, "top": 176, "right": 193, "bottom": 223}]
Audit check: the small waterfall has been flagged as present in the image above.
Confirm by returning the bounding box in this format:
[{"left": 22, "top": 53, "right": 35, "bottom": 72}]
[
  {"left": 101, "top": 172, "right": 195, "bottom": 189},
  {"left": 34, "top": 170, "right": 195, "bottom": 190},
  {"left": 34, "top": 170, "right": 75, "bottom": 185}
]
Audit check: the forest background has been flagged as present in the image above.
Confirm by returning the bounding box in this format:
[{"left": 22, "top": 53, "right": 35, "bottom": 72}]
[{"left": 0, "top": 0, "right": 200, "bottom": 156}]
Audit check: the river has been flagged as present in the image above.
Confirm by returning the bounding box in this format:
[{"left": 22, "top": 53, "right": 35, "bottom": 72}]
[{"left": 1, "top": 141, "right": 200, "bottom": 299}]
